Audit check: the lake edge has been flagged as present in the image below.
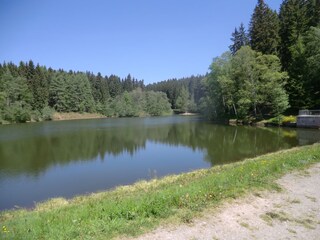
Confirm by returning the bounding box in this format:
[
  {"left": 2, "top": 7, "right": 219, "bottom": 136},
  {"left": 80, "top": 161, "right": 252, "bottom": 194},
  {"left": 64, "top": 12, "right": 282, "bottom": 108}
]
[{"left": 1, "top": 143, "right": 320, "bottom": 239}]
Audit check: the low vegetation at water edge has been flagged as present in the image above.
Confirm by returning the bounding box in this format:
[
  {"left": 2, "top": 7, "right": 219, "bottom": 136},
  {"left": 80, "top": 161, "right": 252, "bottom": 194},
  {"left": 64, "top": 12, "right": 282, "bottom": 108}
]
[{"left": 1, "top": 144, "right": 320, "bottom": 239}]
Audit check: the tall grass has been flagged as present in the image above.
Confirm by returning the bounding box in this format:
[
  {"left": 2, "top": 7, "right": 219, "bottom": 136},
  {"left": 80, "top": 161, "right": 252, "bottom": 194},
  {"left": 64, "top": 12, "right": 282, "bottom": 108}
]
[{"left": 1, "top": 144, "right": 319, "bottom": 239}]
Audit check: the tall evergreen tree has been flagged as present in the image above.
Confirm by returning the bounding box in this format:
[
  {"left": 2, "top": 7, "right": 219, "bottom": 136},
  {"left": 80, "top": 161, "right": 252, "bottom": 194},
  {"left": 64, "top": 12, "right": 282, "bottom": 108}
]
[
  {"left": 123, "top": 74, "right": 134, "bottom": 92},
  {"left": 32, "top": 64, "right": 49, "bottom": 110},
  {"left": 303, "top": 26, "right": 320, "bottom": 108},
  {"left": 229, "top": 23, "right": 249, "bottom": 55},
  {"left": 279, "top": 0, "right": 320, "bottom": 110},
  {"left": 279, "top": 0, "right": 311, "bottom": 70},
  {"left": 108, "top": 75, "right": 123, "bottom": 98},
  {"left": 0, "top": 68, "right": 33, "bottom": 122},
  {"left": 249, "top": 0, "right": 280, "bottom": 55},
  {"left": 306, "top": 0, "right": 320, "bottom": 27},
  {"left": 70, "top": 74, "right": 95, "bottom": 112},
  {"left": 49, "top": 72, "right": 68, "bottom": 112}
]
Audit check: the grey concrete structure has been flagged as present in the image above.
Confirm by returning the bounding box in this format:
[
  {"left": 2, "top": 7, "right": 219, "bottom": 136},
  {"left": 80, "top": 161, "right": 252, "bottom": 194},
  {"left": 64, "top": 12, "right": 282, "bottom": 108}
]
[{"left": 297, "top": 110, "right": 320, "bottom": 129}]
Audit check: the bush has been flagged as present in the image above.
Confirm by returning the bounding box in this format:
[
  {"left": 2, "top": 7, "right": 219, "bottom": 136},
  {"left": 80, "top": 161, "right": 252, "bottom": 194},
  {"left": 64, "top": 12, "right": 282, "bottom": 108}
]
[
  {"left": 15, "top": 108, "right": 31, "bottom": 123},
  {"left": 282, "top": 115, "right": 297, "bottom": 123},
  {"left": 267, "top": 115, "right": 297, "bottom": 126},
  {"left": 41, "top": 106, "right": 55, "bottom": 121},
  {"left": 32, "top": 110, "right": 42, "bottom": 122},
  {"left": 2, "top": 104, "right": 31, "bottom": 123},
  {"left": 267, "top": 115, "right": 283, "bottom": 125}
]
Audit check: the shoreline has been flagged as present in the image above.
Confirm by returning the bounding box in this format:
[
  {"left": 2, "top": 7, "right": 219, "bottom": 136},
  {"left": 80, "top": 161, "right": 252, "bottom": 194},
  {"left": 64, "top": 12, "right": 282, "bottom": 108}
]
[
  {"left": 134, "top": 162, "right": 320, "bottom": 240},
  {"left": 1, "top": 143, "right": 319, "bottom": 239},
  {"left": 51, "top": 112, "right": 107, "bottom": 121}
]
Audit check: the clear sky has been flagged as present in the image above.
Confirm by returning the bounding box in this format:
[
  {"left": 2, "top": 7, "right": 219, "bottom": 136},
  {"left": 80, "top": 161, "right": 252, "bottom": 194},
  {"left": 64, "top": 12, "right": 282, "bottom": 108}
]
[{"left": 0, "top": 0, "right": 283, "bottom": 84}]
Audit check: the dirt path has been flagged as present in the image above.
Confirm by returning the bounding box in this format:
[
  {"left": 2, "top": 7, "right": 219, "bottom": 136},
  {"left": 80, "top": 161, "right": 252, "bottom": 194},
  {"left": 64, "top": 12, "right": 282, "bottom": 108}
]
[{"left": 132, "top": 163, "right": 320, "bottom": 240}]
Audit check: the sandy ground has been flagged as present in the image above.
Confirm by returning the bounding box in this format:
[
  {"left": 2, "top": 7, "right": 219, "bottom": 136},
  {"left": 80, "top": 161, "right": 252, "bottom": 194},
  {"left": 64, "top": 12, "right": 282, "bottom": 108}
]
[
  {"left": 131, "top": 163, "right": 320, "bottom": 240},
  {"left": 52, "top": 112, "right": 105, "bottom": 121}
]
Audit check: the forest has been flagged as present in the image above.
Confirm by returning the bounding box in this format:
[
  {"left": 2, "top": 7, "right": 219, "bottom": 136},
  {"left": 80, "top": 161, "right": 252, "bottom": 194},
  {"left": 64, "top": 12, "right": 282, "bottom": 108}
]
[
  {"left": 210, "top": 0, "right": 320, "bottom": 120},
  {"left": 0, "top": 62, "right": 172, "bottom": 123},
  {"left": 0, "top": 0, "right": 319, "bottom": 123},
  {"left": 147, "top": 0, "right": 320, "bottom": 121}
]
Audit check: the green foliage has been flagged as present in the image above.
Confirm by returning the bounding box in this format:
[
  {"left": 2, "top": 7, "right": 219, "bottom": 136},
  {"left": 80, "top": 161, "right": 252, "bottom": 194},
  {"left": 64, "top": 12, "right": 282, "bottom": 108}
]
[
  {"left": 279, "top": 0, "right": 311, "bottom": 70},
  {"left": 267, "top": 115, "right": 297, "bottom": 125},
  {"left": 70, "top": 73, "right": 96, "bottom": 113},
  {"left": 205, "top": 47, "right": 289, "bottom": 120},
  {"left": 229, "top": 23, "right": 249, "bottom": 55},
  {"left": 226, "top": 0, "right": 320, "bottom": 113},
  {"left": 303, "top": 26, "right": 320, "bottom": 108},
  {"left": 110, "top": 89, "right": 172, "bottom": 117},
  {"left": 1, "top": 144, "right": 319, "bottom": 239},
  {"left": 87, "top": 72, "right": 109, "bottom": 105},
  {"left": 282, "top": 115, "right": 297, "bottom": 123},
  {"left": 145, "top": 91, "right": 172, "bottom": 116},
  {"left": 249, "top": 0, "right": 280, "bottom": 55},
  {"left": 146, "top": 75, "right": 205, "bottom": 111},
  {"left": 205, "top": 52, "right": 234, "bottom": 119},
  {"left": 0, "top": 61, "right": 147, "bottom": 123},
  {"left": 41, "top": 106, "right": 55, "bottom": 121},
  {"left": 176, "top": 86, "right": 190, "bottom": 113},
  {"left": 5, "top": 104, "right": 32, "bottom": 123},
  {"left": 48, "top": 72, "right": 68, "bottom": 112},
  {"left": 0, "top": 69, "right": 33, "bottom": 123},
  {"left": 107, "top": 75, "right": 123, "bottom": 98},
  {"left": 112, "top": 91, "right": 139, "bottom": 117}
]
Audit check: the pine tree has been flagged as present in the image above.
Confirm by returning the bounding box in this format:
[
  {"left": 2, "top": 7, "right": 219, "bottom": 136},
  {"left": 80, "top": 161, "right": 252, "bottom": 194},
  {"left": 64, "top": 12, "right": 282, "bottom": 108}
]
[
  {"left": 249, "top": 0, "right": 280, "bottom": 55},
  {"left": 108, "top": 75, "right": 123, "bottom": 98},
  {"left": 279, "top": 0, "right": 318, "bottom": 111},
  {"left": 123, "top": 74, "right": 133, "bottom": 92},
  {"left": 229, "top": 23, "right": 249, "bottom": 55},
  {"left": 18, "top": 61, "right": 28, "bottom": 77},
  {"left": 98, "top": 73, "right": 109, "bottom": 104},
  {"left": 0, "top": 68, "right": 33, "bottom": 122},
  {"left": 279, "top": 0, "right": 310, "bottom": 70},
  {"left": 33, "top": 64, "right": 49, "bottom": 110},
  {"left": 49, "top": 72, "right": 68, "bottom": 112},
  {"left": 229, "top": 27, "right": 240, "bottom": 55},
  {"left": 303, "top": 27, "right": 320, "bottom": 108},
  {"left": 305, "top": 0, "right": 320, "bottom": 27}
]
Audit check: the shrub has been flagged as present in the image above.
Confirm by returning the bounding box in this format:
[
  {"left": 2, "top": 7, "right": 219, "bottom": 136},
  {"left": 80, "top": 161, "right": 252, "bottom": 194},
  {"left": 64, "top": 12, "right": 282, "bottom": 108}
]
[
  {"left": 32, "top": 110, "right": 42, "bottom": 122},
  {"left": 282, "top": 115, "right": 297, "bottom": 123},
  {"left": 41, "top": 106, "right": 55, "bottom": 121}
]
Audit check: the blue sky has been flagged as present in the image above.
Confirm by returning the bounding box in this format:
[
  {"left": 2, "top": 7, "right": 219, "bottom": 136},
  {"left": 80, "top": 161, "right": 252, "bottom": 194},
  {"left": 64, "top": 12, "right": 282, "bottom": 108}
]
[{"left": 0, "top": 0, "right": 283, "bottom": 84}]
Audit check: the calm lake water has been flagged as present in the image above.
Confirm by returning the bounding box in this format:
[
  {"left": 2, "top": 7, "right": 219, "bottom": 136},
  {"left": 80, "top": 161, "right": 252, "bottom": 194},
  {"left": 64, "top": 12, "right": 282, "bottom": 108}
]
[{"left": 1, "top": 115, "right": 319, "bottom": 210}]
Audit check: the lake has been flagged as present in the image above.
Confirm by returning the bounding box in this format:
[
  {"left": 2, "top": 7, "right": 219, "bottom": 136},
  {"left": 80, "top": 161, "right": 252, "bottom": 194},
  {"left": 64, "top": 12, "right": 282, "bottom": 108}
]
[{"left": 1, "top": 115, "right": 319, "bottom": 210}]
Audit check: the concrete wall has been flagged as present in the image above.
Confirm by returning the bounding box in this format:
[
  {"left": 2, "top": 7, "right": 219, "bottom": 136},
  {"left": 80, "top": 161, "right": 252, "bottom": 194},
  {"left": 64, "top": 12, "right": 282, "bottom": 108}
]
[
  {"left": 297, "top": 128, "right": 320, "bottom": 144},
  {"left": 297, "top": 115, "right": 320, "bottom": 128}
]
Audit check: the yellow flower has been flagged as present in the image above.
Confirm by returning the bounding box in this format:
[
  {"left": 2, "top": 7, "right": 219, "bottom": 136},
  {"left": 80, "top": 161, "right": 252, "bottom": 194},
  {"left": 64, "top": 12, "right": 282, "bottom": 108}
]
[{"left": 2, "top": 225, "right": 9, "bottom": 233}]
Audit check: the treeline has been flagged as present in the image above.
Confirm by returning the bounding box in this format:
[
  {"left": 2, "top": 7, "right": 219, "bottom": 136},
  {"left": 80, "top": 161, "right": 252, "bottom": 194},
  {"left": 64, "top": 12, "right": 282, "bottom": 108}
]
[
  {"left": 1, "top": 0, "right": 319, "bottom": 123},
  {"left": 148, "top": 0, "right": 320, "bottom": 120},
  {"left": 146, "top": 75, "right": 206, "bottom": 113},
  {"left": 226, "top": 0, "right": 320, "bottom": 115},
  {"left": 0, "top": 61, "right": 171, "bottom": 123}
]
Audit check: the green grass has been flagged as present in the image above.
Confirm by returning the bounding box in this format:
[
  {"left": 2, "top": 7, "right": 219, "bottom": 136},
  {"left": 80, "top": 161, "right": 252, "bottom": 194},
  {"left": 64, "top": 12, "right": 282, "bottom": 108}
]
[{"left": 1, "top": 144, "right": 320, "bottom": 239}]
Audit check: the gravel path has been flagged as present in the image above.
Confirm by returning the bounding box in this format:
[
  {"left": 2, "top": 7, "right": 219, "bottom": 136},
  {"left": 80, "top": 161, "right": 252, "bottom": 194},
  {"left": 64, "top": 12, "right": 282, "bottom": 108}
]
[{"left": 132, "top": 163, "right": 320, "bottom": 240}]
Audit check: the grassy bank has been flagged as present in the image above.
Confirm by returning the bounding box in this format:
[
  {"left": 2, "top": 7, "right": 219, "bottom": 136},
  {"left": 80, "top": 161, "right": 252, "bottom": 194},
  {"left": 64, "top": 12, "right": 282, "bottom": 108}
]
[{"left": 1, "top": 144, "right": 320, "bottom": 239}]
